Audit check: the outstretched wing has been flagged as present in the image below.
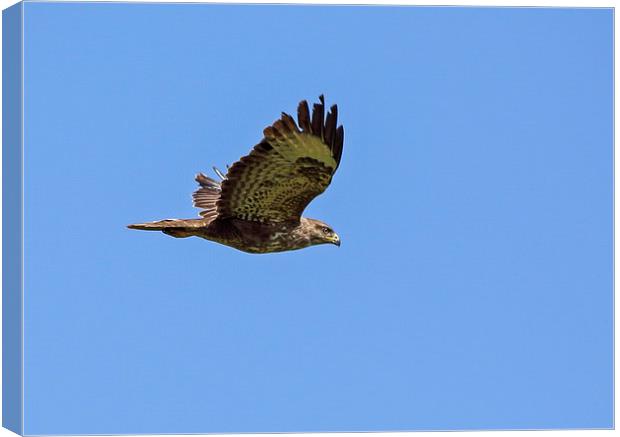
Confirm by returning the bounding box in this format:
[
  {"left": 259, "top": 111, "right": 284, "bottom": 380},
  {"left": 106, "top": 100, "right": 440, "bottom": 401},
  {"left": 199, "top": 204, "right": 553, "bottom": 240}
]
[{"left": 216, "top": 95, "right": 344, "bottom": 223}]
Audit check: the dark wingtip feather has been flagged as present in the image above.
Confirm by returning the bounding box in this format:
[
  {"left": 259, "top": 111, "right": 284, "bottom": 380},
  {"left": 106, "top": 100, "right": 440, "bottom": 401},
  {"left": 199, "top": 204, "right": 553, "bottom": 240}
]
[
  {"left": 281, "top": 112, "right": 299, "bottom": 132},
  {"left": 324, "top": 104, "right": 338, "bottom": 149},
  {"left": 306, "top": 96, "right": 344, "bottom": 168},
  {"left": 311, "top": 95, "right": 325, "bottom": 139},
  {"left": 334, "top": 125, "right": 344, "bottom": 167},
  {"left": 297, "top": 100, "right": 311, "bottom": 132}
]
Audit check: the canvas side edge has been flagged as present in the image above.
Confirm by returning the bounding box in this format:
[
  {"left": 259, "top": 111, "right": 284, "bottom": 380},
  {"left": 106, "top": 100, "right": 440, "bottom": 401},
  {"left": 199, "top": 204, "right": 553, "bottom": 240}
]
[{"left": 2, "top": 2, "right": 24, "bottom": 436}]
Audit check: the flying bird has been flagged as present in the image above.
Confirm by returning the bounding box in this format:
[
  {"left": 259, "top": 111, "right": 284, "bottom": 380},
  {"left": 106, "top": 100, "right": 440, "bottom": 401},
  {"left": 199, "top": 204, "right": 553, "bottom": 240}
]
[{"left": 128, "top": 95, "right": 344, "bottom": 254}]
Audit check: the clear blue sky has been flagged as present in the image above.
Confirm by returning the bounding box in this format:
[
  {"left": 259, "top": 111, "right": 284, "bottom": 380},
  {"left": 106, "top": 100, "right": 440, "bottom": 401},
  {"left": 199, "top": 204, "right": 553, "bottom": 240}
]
[{"left": 22, "top": 2, "right": 612, "bottom": 434}]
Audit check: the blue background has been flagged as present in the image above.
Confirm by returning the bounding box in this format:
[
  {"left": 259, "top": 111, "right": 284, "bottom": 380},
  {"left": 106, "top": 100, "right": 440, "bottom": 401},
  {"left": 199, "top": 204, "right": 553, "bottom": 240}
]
[{"left": 22, "top": 3, "right": 613, "bottom": 434}]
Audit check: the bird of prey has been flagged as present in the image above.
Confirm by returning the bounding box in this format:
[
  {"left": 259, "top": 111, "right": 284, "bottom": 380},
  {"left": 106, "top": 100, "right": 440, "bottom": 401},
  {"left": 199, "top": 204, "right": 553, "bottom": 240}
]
[{"left": 128, "top": 95, "right": 344, "bottom": 254}]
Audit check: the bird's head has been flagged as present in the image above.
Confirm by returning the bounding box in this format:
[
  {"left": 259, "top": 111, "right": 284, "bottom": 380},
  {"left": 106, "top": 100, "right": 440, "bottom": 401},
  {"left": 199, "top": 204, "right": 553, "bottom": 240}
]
[{"left": 302, "top": 218, "right": 341, "bottom": 247}]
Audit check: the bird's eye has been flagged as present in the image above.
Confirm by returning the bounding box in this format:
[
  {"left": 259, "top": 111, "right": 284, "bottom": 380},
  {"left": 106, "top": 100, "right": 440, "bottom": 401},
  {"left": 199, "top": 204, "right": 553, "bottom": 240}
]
[{"left": 322, "top": 227, "right": 331, "bottom": 235}]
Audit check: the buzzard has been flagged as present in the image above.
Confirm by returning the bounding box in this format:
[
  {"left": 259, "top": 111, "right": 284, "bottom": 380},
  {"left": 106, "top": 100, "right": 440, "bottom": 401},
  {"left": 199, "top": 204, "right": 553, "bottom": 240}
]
[{"left": 128, "top": 96, "right": 344, "bottom": 254}]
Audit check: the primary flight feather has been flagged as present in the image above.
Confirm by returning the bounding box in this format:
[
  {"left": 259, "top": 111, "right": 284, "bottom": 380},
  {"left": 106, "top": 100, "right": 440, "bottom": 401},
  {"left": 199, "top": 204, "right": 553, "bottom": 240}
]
[{"left": 128, "top": 95, "right": 344, "bottom": 254}]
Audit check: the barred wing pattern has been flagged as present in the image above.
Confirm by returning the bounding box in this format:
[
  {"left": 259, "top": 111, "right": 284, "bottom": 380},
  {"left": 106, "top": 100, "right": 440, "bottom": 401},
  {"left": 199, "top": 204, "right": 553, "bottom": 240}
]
[{"left": 215, "top": 96, "right": 344, "bottom": 223}]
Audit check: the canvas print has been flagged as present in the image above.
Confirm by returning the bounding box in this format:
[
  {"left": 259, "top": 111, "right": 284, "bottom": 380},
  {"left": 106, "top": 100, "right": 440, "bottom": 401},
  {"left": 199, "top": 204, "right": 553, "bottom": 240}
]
[{"left": 3, "top": 2, "right": 613, "bottom": 435}]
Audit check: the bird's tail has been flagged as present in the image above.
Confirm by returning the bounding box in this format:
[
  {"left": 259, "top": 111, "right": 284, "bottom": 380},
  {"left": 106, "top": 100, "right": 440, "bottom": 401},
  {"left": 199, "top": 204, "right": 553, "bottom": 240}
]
[{"left": 127, "top": 218, "right": 205, "bottom": 238}]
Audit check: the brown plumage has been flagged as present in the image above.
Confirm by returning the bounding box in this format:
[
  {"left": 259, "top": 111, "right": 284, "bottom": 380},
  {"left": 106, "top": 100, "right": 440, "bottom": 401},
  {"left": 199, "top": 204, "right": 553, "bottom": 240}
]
[{"left": 128, "top": 95, "right": 344, "bottom": 254}]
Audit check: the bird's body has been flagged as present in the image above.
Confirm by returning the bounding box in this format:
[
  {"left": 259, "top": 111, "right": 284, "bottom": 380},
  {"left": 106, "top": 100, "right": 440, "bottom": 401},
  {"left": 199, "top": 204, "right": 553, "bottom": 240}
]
[
  {"left": 137, "top": 217, "right": 333, "bottom": 254},
  {"left": 128, "top": 96, "right": 344, "bottom": 254}
]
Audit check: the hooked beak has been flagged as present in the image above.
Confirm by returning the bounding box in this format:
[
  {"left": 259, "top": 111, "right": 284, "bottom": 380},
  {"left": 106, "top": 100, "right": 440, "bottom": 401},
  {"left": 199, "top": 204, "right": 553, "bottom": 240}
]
[{"left": 332, "top": 234, "right": 341, "bottom": 247}]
